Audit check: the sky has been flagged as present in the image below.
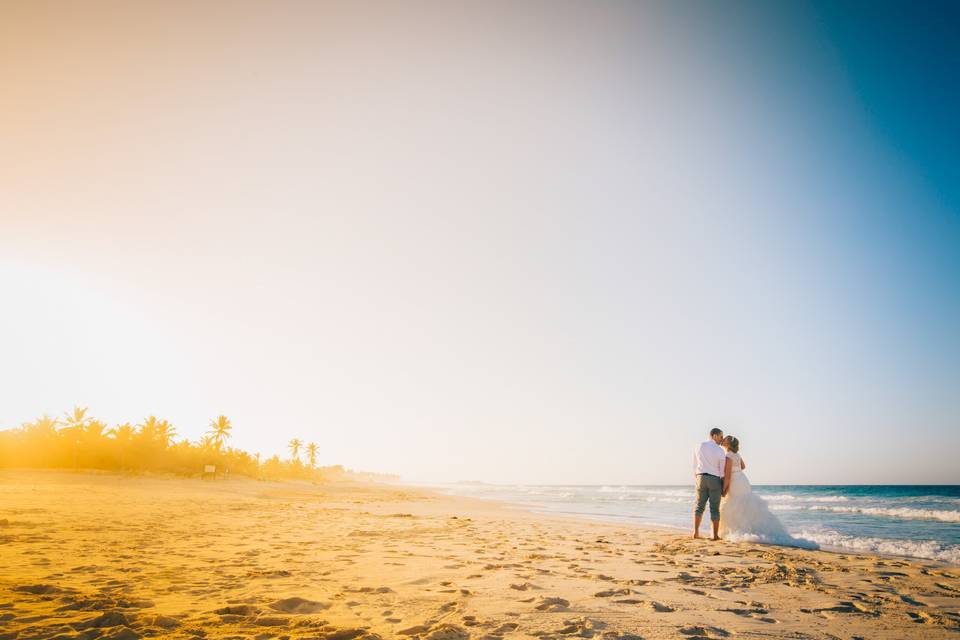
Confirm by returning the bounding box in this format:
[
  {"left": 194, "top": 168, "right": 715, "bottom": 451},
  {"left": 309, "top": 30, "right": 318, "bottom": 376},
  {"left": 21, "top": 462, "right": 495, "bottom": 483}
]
[{"left": 1, "top": 1, "right": 958, "bottom": 485}]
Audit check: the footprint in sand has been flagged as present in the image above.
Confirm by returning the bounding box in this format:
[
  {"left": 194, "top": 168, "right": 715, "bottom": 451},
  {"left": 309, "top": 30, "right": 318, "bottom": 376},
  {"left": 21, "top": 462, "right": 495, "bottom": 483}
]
[
  {"left": 423, "top": 623, "right": 470, "bottom": 640},
  {"left": 76, "top": 610, "right": 138, "bottom": 629},
  {"left": 898, "top": 594, "right": 927, "bottom": 607},
  {"left": 935, "top": 582, "right": 960, "bottom": 594},
  {"left": 269, "top": 596, "right": 331, "bottom": 614},
  {"left": 13, "top": 584, "right": 74, "bottom": 595},
  {"left": 535, "top": 597, "right": 570, "bottom": 612},
  {"left": 679, "top": 625, "right": 730, "bottom": 638},
  {"left": 906, "top": 610, "right": 960, "bottom": 627},
  {"left": 612, "top": 599, "right": 673, "bottom": 612},
  {"left": 399, "top": 624, "right": 434, "bottom": 635},
  {"left": 593, "top": 588, "right": 631, "bottom": 598},
  {"left": 350, "top": 586, "right": 394, "bottom": 594},
  {"left": 143, "top": 613, "right": 182, "bottom": 629},
  {"left": 554, "top": 616, "right": 605, "bottom": 636},
  {"left": 721, "top": 605, "right": 777, "bottom": 623},
  {"left": 808, "top": 601, "right": 879, "bottom": 618},
  {"left": 214, "top": 604, "right": 262, "bottom": 617},
  {"left": 438, "top": 601, "right": 460, "bottom": 614}
]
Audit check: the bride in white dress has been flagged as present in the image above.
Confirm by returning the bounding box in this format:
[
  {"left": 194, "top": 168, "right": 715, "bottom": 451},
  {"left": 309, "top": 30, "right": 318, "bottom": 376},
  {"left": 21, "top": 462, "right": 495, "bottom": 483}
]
[{"left": 718, "top": 436, "right": 818, "bottom": 549}]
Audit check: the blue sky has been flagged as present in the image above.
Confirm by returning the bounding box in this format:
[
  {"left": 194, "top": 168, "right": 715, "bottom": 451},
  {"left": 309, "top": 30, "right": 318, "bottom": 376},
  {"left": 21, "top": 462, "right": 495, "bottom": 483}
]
[{"left": 1, "top": 1, "right": 957, "bottom": 484}]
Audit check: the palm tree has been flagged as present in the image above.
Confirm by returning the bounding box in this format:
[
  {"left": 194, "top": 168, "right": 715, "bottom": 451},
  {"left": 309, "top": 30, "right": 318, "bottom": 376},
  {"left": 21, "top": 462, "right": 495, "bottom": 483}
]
[
  {"left": 23, "top": 414, "right": 60, "bottom": 434},
  {"left": 107, "top": 423, "right": 136, "bottom": 470},
  {"left": 61, "top": 407, "right": 91, "bottom": 469},
  {"left": 22, "top": 414, "right": 60, "bottom": 445},
  {"left": 61, "top": 406, "right": 90, "bottom": 435},
  {"left": 85, "top": 419, "right": 108, "bottom": 439},
  {"left": 155, "top": 419, "right": 177, "bottom": 448},
  {"left": 108, "top": 423, "right": 135, "bottom": 440},
  {"left": 138, "top": 416, "right": 161, "bottom": 441},
  {"left": 306, "top": 442, "right": 318, "bottom": 469},
  {"left": 207, "top": 415, "right": 232, "bottom": 451},
  {"left": 78, "top": 419, "right": 108, "bottom": 467},
  {"left": 20, "top": 415, "right": 61, "bottom": 467},
  {"left": 288, "top": 438, "right": 302, "bottom": 462}
]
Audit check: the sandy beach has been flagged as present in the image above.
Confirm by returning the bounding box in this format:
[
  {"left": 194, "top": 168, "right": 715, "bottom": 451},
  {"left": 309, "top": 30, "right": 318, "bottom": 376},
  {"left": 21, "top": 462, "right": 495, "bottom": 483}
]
[{"left": 1, "top": 471, "right": 958, "bottom": 640}]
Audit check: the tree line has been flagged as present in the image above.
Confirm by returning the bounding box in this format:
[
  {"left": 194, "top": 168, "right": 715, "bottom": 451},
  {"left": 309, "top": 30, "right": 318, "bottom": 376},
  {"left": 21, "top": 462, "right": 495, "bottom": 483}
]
[{"left": 0, "top": 407, "right": 347, "bottom": 481}]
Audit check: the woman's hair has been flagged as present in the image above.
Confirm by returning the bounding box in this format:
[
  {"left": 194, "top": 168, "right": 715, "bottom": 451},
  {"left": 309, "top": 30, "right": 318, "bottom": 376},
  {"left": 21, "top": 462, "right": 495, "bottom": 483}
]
[{"left": 724, "top": 436, "right": 740, "bottom": 453}]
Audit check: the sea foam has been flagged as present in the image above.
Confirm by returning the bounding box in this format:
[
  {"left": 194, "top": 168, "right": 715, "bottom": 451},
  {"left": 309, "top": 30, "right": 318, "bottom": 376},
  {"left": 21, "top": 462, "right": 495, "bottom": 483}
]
[
  {"left": 800, "top": 529, "right": 960, "bottom": 564},
  {"left": 772, "top": 504, "right": 960, "bottom": 523}
]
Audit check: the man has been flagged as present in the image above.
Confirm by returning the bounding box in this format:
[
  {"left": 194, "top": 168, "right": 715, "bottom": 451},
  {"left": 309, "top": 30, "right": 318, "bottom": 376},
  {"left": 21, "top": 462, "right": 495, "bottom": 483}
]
[{"left": 693, "top": 427, "right": 726, "bottom": 540}]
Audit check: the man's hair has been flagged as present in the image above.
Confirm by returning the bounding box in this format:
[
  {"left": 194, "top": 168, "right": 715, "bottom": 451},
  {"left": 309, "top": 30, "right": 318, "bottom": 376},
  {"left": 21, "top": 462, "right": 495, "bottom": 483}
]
[{"left": 709, "top": 427, "right": 723, "bottom": 437}]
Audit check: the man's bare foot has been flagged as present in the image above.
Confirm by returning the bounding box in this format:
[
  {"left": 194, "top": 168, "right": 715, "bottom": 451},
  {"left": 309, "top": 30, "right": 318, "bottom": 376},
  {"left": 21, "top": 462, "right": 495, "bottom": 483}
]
[
  {"left": 712, "top": 536, "right": 721, "bottom": 541},
  {"left": 692, "top": 533, "right": 701, "bottom": 539}
]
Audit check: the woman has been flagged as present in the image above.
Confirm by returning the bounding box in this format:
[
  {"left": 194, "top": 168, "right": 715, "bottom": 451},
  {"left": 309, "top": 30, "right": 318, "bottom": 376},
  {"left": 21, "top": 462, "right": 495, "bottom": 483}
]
[{"left": 718, "top": 436, "right": 817, "bottom": 548}]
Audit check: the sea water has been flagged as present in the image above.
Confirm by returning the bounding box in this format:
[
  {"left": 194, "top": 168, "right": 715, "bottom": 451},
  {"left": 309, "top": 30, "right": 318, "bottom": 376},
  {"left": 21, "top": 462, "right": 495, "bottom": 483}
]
[{"left": 422, "top": 483, "right": 960, "bottom": 565}]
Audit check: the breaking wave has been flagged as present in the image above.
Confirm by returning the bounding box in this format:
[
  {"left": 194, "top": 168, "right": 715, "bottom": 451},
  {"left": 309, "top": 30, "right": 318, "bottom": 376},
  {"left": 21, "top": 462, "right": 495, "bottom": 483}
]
[
  {"left": 771, "top": 504, "right": 960, "bottom": 523},
  {"left": 800, "top": 529, "right": 960, "bottom": 564}
]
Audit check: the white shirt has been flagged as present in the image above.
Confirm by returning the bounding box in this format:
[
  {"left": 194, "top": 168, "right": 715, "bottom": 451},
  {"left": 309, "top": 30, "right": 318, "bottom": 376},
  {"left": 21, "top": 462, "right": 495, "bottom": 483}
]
[{"left": 693, "top": 440, "right": 725, "bottom": 477}]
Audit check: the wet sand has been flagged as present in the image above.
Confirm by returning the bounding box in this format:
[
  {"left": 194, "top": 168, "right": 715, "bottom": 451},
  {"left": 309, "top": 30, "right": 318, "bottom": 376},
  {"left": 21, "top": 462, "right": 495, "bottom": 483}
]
[{"left": 1, "top": 470, "right": 958, "bottom": 639}]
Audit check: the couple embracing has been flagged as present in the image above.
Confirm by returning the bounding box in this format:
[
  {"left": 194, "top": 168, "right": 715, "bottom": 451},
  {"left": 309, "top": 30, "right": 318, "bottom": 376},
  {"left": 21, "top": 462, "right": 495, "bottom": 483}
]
[{"left": 692, "top": 427, "right": 808, "bottom": 547}]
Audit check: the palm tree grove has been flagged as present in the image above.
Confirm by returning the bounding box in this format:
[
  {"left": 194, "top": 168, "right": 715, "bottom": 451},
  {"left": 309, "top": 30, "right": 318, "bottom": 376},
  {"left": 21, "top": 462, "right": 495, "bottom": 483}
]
[{"left": 0, "top": 406, "right": 354, "bottom": 482}]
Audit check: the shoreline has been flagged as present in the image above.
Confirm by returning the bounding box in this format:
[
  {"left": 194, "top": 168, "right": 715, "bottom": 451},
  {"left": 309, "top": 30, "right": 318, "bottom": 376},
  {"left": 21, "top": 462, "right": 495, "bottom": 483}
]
[
  {"left": 3, "top": 469, "right": 959, "bottom": 639},
  {"left": 4, "top": 469, "right": 957, "bottom": 567},
  {"left": 412, "top": 480, "right": 960, "bottom": 567}
]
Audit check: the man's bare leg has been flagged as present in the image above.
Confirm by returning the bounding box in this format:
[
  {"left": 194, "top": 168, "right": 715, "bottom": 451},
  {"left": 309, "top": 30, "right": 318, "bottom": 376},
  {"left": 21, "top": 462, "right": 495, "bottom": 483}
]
[
  {"left": 712, "top": 519, "right": 720, "bottom": 541},
  {"left": 693, "top": 514, "right": 702, "bottom": 538}
]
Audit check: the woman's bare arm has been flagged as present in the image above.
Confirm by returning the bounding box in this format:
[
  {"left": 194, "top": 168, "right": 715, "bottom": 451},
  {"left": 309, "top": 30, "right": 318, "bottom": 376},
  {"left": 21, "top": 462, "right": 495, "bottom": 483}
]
[
  {"left": 740, "top": 458, "right": 746, "bottom": 470},
  {"left": 722, "top": 458, "right": 732, "bottom": 496}
]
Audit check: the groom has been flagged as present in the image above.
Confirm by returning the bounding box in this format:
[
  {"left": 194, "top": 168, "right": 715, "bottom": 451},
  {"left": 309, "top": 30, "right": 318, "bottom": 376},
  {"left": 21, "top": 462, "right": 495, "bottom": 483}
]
[{"left": 693, "top": 427, "right": 725, "bottom": 540}]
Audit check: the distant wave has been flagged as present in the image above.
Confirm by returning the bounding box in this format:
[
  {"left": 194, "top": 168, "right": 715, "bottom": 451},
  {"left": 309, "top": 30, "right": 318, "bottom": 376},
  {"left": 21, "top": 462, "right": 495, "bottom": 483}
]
[
  {"left": 599, "top": 486, "right": 691, "bottom": 497},
  {"left": 759, "top": 493, "right": 850, "bottom": 503},
  {"left": 599, "top": 489, "right": 856, "bottom": 503},
  {"left": 801, "top": 529, "right": 960, "bottom": 564},
  {"left": 771, "top": 504, "right": 960, "bottom": 523},
  {"left": 518, "top": 487, "right": 577, "bottom": 498}
]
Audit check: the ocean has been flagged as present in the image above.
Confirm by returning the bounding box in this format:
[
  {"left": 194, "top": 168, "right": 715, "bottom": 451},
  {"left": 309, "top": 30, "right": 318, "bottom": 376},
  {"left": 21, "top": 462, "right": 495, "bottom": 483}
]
[{"left": 421, "top": 483, "right": 960, "bottom": 565}]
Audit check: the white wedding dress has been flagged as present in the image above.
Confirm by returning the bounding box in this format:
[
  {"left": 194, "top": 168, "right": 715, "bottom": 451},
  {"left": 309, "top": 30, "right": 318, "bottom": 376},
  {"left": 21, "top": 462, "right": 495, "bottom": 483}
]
[{"left": 719, "top": 451, "right": 817, "bottom": 549}]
